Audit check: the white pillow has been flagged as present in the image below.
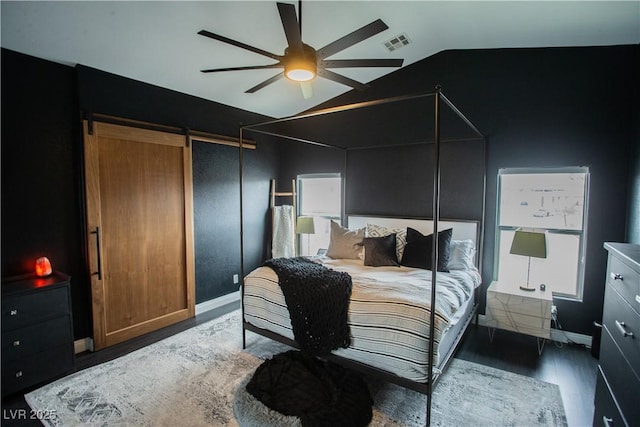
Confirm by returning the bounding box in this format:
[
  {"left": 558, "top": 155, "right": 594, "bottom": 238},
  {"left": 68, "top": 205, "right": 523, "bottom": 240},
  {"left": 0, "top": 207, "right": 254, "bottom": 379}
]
[
  {"left": 447, "top": 239, "right": 476, "bottom": 270},
  {"left": 326, "top": 221, "right": 365, "bottom": 259},
  {"left": 366, "top": 223, "right": 407, "bottom": 262}
]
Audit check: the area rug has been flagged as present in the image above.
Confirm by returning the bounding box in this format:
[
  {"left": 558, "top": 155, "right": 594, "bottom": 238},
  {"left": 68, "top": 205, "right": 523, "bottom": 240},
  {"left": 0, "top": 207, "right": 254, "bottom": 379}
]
[{"left": 25, "top": 310, "right": 567, "bottom": 426}]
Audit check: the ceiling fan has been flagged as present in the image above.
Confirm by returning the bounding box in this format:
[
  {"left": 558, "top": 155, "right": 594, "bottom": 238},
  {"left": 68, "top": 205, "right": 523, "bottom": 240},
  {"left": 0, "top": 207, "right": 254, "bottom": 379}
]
[{"left": 198, "top": 1, "right": 404, "bottom": 99}]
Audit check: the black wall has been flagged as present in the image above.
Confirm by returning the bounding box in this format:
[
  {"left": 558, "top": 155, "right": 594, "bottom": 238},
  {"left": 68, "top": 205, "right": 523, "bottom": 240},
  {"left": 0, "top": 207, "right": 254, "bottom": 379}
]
[
  {"left": 345, "top": 140, "right": 484, "bottom": 220},
  {"left": 280, "top": 45, "right": 639, "bottom": 335},
  {"left": 1, "top": 49, "right": 89, "bottom": 335},
  {"left": 192, "top": 141, "right": 241, "bottom": 302},
  {"left": 192, "top": 137, "right": 282, "bottom": 301},
  {"left": 1, "top": 49, "right": 279, "bottom": 338},
  {"left": 627, "top": 71, "right": 640, "bottom": 245}
]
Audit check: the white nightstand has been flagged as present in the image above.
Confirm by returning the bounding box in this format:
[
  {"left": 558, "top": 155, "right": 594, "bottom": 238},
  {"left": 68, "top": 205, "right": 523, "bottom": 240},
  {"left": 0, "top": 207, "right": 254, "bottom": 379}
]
[{"left": 484, "top": 280, "right": 553, "bottom": 354}]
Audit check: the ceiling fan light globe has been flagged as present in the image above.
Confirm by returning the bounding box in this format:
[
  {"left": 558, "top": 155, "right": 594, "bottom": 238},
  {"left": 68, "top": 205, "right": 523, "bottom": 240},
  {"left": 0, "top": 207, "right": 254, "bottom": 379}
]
[
  {"left": 286, "top": 69, "right": 315, "bottom": 82},
  {"left": 284, "top": 46, "right": 317, "bottom": 82}
]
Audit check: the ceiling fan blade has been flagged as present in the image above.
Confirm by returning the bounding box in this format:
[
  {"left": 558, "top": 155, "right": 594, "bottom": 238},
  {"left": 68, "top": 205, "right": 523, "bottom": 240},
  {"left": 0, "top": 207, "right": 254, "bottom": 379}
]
[
  {"left": 321, "top": 58, "right": 404, "bottom": 68},
  {"left": 316, "top": 19, "right": 389, "bottom": 59},
  {"left": 201, "top": 64, "right": 283, "bottom": 73},
  {"left": 277, "top": 2, "right": 303, "bottom": 51},
  {"left": 198, "top": 30, "right": 282, "bottom": 61},
  {"left": 245, "top": 72, "right": 285, "bottom": 93},
  {"left": 317, "top": 69, "right": 369, "bottom": 91},
  {"left": 300, "top": 81, "right": 313, "bottom": 99}
]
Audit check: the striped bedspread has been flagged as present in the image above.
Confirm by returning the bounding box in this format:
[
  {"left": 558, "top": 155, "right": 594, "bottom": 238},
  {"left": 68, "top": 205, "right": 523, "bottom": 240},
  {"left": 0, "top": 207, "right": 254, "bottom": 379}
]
[{"left": 243, "top": 257, "right": 481, "bottom": 382}]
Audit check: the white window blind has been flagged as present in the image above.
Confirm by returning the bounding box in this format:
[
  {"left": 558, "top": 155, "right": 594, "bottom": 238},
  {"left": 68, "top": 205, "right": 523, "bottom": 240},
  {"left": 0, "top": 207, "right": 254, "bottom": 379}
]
[{"left": 297, "top": 174, "right": 342, "bottom": 256}]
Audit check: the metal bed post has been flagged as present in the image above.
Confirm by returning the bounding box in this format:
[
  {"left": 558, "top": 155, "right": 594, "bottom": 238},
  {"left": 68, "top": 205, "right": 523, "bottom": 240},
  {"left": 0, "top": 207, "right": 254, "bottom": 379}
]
[
  {"left": 239, "top": 125, "right": 246, "bottom": 349},
  {"left": 426, "top": 87, "right": 442, "bottom": 427},
  {"left": 342, "top": 150, "right": 348, "bottom": 225}
]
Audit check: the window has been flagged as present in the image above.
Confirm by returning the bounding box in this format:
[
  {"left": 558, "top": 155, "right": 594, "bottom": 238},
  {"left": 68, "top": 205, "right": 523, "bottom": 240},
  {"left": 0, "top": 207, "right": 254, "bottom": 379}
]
[
  {"left": 297, "top": 174, "right": 342, "bottom": 256},
  {"left": 496, "top": 167, "right": 589, "bottom": 299}
]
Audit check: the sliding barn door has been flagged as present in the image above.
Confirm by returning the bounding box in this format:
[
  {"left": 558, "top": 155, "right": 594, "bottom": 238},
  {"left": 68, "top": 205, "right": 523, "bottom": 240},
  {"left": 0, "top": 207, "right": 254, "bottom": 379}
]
[{"left": 83, "top": 120, "right": 195, "bottom": 350}]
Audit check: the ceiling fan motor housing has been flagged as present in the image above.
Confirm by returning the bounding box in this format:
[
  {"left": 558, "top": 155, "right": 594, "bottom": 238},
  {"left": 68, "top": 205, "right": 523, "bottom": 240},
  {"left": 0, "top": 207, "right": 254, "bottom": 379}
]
[{"left": 284, "top": 44, "right": 317, "bottom": 81}]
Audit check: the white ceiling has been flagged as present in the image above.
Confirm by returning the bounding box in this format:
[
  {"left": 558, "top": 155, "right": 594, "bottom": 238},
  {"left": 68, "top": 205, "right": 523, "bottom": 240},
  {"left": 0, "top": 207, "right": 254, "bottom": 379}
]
[{"left": 2, "top": 1, "right": 638, "bottom": 118}]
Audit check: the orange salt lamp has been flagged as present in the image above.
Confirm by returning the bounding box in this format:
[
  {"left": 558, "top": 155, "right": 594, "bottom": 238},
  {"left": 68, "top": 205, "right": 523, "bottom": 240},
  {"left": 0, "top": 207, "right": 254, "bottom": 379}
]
[{"left": 35, "top": 257, "right": 52, "bottom": 277}]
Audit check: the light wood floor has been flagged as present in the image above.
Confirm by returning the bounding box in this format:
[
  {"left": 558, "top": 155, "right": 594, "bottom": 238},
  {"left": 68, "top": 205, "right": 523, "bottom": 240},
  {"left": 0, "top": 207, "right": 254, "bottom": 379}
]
[{"left": 2, "top": 301, "right": 597, "bottom": 427}]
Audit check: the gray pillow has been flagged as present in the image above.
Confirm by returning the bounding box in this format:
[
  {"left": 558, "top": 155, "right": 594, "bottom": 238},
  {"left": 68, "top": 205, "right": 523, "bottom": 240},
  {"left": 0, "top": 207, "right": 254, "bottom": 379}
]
[
  {"left": 363, "top": 234, "right": 399, "bottom": 267},
  {"left": 326, "top": 221, "right": 364, "bottom": 259}
]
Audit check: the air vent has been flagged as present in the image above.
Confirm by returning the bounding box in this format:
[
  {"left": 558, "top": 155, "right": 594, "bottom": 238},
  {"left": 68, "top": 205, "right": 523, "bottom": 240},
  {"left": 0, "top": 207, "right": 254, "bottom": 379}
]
[{"left": 383, "top": 33, "right": 411, "bottom": 52}]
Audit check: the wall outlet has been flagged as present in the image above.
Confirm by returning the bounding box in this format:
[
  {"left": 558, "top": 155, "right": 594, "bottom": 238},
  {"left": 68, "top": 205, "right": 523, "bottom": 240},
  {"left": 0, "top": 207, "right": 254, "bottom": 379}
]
[{"left": 233, "top": 274, "right": 239, "bottom": 284}]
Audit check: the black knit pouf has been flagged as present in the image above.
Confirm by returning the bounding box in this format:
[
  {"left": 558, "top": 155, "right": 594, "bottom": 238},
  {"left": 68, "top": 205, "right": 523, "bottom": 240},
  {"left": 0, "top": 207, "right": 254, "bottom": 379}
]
[
  {"left": 234, "top": 350, "right": 372, "bottom": 427},
  {"left": 233, "top": 373, "right": 300, "bottom": 427}
]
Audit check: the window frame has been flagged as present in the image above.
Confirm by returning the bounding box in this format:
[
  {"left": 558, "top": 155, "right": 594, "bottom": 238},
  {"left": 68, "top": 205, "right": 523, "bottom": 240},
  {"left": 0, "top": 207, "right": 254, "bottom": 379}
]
[
  {"left": 296, "top": 173, "right": 343, "bottom": 256},
  {"left": 495, "top": 167, "right": 590, "bottom": 301}
]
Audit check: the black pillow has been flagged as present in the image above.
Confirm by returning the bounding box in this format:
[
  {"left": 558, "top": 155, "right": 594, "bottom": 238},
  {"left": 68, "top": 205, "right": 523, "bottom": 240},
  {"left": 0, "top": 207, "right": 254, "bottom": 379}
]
[
  {"left": 401, "top": 228, "right": 452, "bottom": 272},
  {"left": 363, "top": 234, "right": 399, "bottom": 267}
]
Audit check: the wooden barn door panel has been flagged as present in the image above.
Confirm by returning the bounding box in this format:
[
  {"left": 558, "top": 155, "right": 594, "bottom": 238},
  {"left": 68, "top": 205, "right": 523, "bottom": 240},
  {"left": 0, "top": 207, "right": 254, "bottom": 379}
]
[{"left": 83, "top": 120, "right": 195, "bottom": 350}]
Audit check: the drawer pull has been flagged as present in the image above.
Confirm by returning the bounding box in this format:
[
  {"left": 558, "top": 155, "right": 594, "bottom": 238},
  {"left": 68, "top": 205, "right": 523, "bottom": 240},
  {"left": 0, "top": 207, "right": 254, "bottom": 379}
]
[
  {"left": 10, "top": 309, "right": 18, "bottom": 316},
  {"left": 15, "top": 370, "right": 22, "bottom": 378},
  {"left": 615, "top": 320, "right": 634, "bottom": 337},
  {"left": 12, "top": 340, "right": 20, "bottom": 347},
  {"left": 610, "top": 273, "right": 623, "bottom": 281},
  {"left": 602, "top": 416, "right": 613, "bottom": 427}
]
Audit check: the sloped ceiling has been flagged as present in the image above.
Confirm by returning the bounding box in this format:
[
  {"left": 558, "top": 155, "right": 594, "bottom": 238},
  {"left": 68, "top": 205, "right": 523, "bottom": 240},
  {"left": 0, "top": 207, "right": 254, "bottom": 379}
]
[{"left": 2, "top": 1, "right": 638, "bottom": 118}]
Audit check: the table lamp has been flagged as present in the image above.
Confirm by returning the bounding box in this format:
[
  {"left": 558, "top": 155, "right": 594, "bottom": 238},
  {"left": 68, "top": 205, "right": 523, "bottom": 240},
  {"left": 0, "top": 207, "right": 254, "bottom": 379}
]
[
  {"left": 296, "top": 216, "right": 315, "bottom": 256},
  {"left": 509, "top": 230, "right": 547, "bottom": 291}
]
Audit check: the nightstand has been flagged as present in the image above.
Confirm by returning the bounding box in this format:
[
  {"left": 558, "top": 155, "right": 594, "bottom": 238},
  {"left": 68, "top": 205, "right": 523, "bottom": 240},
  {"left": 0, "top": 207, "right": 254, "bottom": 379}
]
[
  {"left": 484, "top": 280, "right": 552, "bottom": 354},
  {"left": 1, "top": 272, "right": 75, "bottom": 397}
]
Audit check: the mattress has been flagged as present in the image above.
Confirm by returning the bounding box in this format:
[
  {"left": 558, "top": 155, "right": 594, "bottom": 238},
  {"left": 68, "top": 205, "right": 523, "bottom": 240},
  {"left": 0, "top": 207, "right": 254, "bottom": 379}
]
[{"left": 243, "top": 257, "right": 481, "bottom": 383}]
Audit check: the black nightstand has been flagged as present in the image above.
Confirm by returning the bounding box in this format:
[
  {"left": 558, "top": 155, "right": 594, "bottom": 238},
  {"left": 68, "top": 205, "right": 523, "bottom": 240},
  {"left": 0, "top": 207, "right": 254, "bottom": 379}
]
[{"left": 1, "top": 272, "right": 75, "bottom": 397}]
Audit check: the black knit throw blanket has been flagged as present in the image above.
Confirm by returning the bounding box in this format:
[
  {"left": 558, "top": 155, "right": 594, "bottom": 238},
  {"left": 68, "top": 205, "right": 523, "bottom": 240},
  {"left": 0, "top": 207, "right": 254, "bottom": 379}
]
[{"left": 264, "top": 257, "right": 352, "bottom": 356}]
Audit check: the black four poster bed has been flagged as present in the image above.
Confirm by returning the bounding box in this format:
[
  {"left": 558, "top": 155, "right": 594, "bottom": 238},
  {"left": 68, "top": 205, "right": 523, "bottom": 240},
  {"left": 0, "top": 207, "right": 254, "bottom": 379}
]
[{"left": 237, "top": 87, "right": 485, "bottom": 426}]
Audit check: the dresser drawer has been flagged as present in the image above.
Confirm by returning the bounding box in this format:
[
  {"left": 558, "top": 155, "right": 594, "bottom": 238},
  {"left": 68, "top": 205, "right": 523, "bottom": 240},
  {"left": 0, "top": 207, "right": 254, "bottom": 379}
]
[
  {"left": 608, "top": 255, "right": 640, "bottom": 311},
  {"left": 1, "top": 315, "right": 73, "bottom": 362},
  {"left": 1, "top": 344, "right": 74, "bottom": 396},
  {"left": 593, "top": 367, "right": 627, "bottom": 427},
  {"left": 599, "top": 328, "right": 640, "bottom": 424},
  {"left": 1, "top": 286, "right": 70, "bottom": 331},
  {"left": 593, "top": 369, "right": 627, "bottom": 427},
  {"left": 603, "top": 285, "right": 640, "bottom": 377}
]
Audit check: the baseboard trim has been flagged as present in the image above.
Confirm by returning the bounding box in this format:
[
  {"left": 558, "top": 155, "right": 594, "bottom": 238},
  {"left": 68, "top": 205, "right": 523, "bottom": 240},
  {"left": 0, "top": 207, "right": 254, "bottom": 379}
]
[
  {"left": 74, "top": 337, "right": 94, "bottom": 354},
  {"left": 195, "top": 290, "right": 240, "bottom": 315},
  {"left": 550, "top": 328, "right": 592, "bottom": 347},
  {"left": 476, "top": 314, "right": 592, "bottom": 347}
]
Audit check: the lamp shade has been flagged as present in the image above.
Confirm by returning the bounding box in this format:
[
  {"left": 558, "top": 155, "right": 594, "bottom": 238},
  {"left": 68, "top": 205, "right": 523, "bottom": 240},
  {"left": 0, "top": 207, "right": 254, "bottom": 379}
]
[
  {"left": 510, "top": 230, "right": 547, "bottom": 258},
  {"left": 296, "top": 216, "right": 315, "bottom": 234}
]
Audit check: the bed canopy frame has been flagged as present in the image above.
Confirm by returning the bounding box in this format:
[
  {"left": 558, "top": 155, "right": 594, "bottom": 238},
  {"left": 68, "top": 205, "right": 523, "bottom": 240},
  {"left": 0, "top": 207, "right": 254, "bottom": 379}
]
[{"left": 237, "top": 87, "right": 485, "bottom": 426}]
